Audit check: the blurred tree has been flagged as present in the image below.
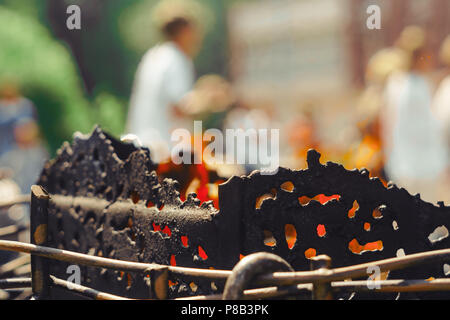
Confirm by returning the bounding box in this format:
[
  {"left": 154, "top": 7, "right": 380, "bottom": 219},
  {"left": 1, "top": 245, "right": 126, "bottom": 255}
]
[
  {"left": 0, "top": 5, "right": 93, "bottom": 154},
  {"left": 0, "top": 0, "right": 231, "bottom": 156}
]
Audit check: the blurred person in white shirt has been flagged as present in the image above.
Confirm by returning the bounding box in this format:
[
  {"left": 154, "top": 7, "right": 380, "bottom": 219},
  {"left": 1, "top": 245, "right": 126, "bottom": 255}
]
[
  {"left": 126, "top": 14, "right": 203, "bottom": 163},
  {"left": 382, "top": 27, "right": 447, "bottom": 204},
  {"left": 431, "top": 35, "right": 450, "bottom": 203}
]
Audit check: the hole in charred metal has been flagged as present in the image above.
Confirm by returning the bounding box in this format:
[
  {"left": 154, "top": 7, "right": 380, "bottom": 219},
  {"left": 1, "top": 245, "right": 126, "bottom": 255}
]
[
  {"left": 317, "top": 224, "right": 326, "bottom": 237},
  {"left": 170, "top": 255, "right": 176, "bottom": 266},
  {"left": 127, "top": 273, "right": 132, "bottom": 288},
  {"left": 392, "top": 220, "right": 399, "bottom": 231},
  {"left": 428, "top": 225, "right": 449, "bottom": 244},
  {"left": 305, "top": 248, "right": 317, "bottom": 259},
  {"left": 299, "top": 194, "right": 341, "bottom": 206},
  {"left": 162, "top": 225, "right": 172, "bottom": 237},
  {"left": 255, "top": 189, "right": 277, "bottom": 209},
  {"left": 364, "top": 222, "right": 371, "bottom": 231},
  {"left": 198, "top": 245, "right": 208, "bottom": 260},
  {"left": 280, "top": 181, "right": 294, "bottom": 192},
  {"left": 348, "top": 200, "right": 359, "bottom": 218},
  {"left": 263, "top": 230, "right": 276, "bottom": 247},
  {"left": 444, "top": 264, "right": 450, "bottom": 276},
  {"left": 372, "top": 207, "right": 383, "bottom": 219},
  {"left": 348, "top": 239, "right": 383, "bottom": 255},
  {"left": 189, "top": 282, "right": 198, "bottom": 293},
  {"left": 181, "top": 236, "right": 189, "bottom": 247},
  {"left": 396, "top": 248, "right": 405, "bottom": 257},
  {"left": 152, "top": 222, "right": 162, "bottom": 232},
  {"left": 285, "top": 224, "right": 297, "bottom": 249}
]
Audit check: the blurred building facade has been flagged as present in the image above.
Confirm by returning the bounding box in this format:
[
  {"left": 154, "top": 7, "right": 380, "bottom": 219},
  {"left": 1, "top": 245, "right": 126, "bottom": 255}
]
[{"left": 228, "top": 0, "right": 450, "bottom": 111}]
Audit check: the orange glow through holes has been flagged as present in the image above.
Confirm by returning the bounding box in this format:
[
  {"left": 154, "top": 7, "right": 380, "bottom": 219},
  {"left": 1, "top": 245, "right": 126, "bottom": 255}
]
[
  {"left": 348, "top": 238, "right": 383, "bottom": 255},
  {"left": 348, "top": 200, "right": 359, "bottom": 218},
  {"left": 198, "top": 246, "right": 208, "bottom": 260},
  {"left": 162, "top": 225, "right": 172, "bottom": 237},
  {"left": 317, "top": 224, "right": 326, "bottom": 237},
  {"left": 305, "top": 248, "right": 317, "bottom": 259},
  {"left": 181, "top": 236, "right": 189, "bottom": 247},
  {"left": 285, "top": 224, "right": 297, "bottom": 249}
]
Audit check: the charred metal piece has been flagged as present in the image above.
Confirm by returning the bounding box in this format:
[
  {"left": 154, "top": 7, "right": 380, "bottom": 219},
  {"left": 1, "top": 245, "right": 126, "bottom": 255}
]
[
  {"left": 32, "top": 127, "right": 450, "bottom": 299},
  {"left": 222, "top": 252, "right": 293, "bottom": 300}
]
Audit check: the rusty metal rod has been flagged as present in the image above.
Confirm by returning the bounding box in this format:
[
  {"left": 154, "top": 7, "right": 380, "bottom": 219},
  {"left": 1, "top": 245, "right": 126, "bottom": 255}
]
[
  {"left": 257, "top": 248, "right": 450, "bottom": 286},
  {"left": 0, "top": 240, "right": 228, "bottom": 279},
  {"left": 0, "top": 195, "right": 30, "bottom": 210},
  {"left": 0, "top": 278, "right": 31, "bottom": 289},
  {"left": 178, "top": 284, "right": 312, "bottom": 300},
  {"left": 49, "top": 275, "right": 130, "bottom": 300},
  {"left": 1, "top": 240, "right": 450, "bottom": 286},
  {"left": 333, "top": 278, "right": 450, "bottom": 293},
  {"left": 179, "top": 278, "right": 450, "bottom": 300}
]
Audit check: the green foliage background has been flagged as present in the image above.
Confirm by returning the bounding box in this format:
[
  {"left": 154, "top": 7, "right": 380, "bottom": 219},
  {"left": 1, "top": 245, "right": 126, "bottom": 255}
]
[{"left": 0, "top": 0, "right": 229, "bottom": 155}]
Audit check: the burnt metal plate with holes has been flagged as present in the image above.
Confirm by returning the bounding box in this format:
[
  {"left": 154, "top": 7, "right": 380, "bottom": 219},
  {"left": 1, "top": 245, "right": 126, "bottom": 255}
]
[
  {"left": 37, "top": 127, "right": 228, "bottom": 299},
  {"left": 218, "top": 150, "right": 450, "bottom": 299},
  {"left": 35, "top": 127, "right": 450, "bottom": 299}
]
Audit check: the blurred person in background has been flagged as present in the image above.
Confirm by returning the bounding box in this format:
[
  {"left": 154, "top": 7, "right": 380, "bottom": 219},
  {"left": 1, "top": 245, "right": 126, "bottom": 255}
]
[
  {"left": 431, "top": 35, "right": 450, "bottom": 202},
  {"left": 382, "top": 27, "right": 447, "bottom": 204},
  {"left": 0, "top": 78, "right": 47, "bottom": 196},
  {"left": 126, "top": 3, "right": 204, "bottom": 163},
  {"left": 350, "top": 27, "right": 427, "bottom": 181},
  {"left": 0, "top": 78, "right": 47, "bottom": 259}
]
